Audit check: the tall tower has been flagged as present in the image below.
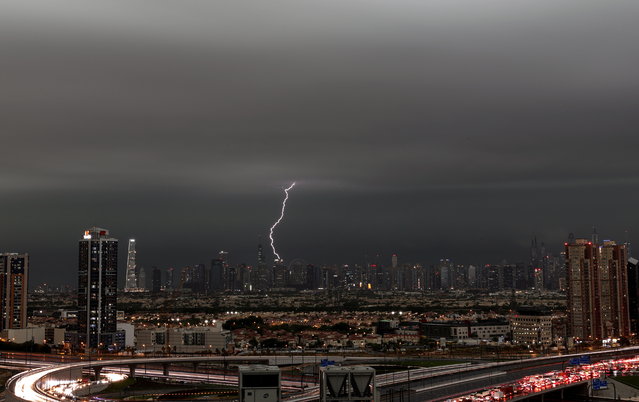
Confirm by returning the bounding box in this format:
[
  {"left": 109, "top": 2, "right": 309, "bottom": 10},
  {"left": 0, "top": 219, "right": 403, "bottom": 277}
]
[
  {"left": 138, "top": 266, "right": 146, "bottom": 290},
  {"left": 566, "top": 237, "right": 630, "bottom": 340},
  {"left": 151, "top": 266, "right": 162, "bottom": 293},
  {"left": 255, "top": 243, "right": 271, "bottom": 291},
  {"left": 599, "top": 240, "right": 630, "bottom": 338},
  {"left": 0, "top": 253, "right": 29, "bottom": 330},
  {"left": 165, "top": 267, "right": 174, "bottom": 290},
  {"left": 257, "top": 243, "right": 265, "bottom": 265},
  {"left": 124, "top": 239, "right": 137, "bottom": 291},
  {"left": 78, "top": 227, "right": 118, "bottom": 348}
]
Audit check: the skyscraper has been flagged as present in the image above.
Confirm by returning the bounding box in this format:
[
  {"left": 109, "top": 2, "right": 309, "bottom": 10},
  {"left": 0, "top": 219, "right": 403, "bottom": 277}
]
[
  {"left": 191, "top": 264, "right": 206, "bottom": 293},
  {"left": 151, "top": 266, "right": 162, "bottom": 293},
  {"left": 138, "top": 266, "right": 146, "bottom": 290},
  {"left": 0, "top": 253, "right": 29, "bottom": 330},
  {"left": 255, "top": 243, "right": 272, "bottom": 291},
  {"left": 565, "top": 238, "right": 630, "bottom": 340},
  {"left": 599, "top": 241, "right": 630, "bottom": 338},
  {"left": 124, "top": 239, "right": 137, "bottom": 291},
  {"left": 210, "top": 259, "right": 224, "bottom": 292},
  {"left": 165, "top": 267, "right": 175, "bottom": 290},
  {"left": 628, "top": 257, "right": 639, "bottom": 335},
  {"left": 78, "top": 227, "right": 118, "bottom": 348}
]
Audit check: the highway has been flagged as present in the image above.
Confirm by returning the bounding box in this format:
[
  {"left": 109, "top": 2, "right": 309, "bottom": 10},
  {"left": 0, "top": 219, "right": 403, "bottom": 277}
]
[
  {"left": 5, "top": 347, "right": 639, "bottom": 401},
  {"left": 377, "top": 347, "right": 639, "bottom": 401}
]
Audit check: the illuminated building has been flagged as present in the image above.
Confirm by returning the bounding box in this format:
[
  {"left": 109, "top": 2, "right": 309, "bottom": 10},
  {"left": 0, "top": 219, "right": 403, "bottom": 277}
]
[
  {"left": 124, "top": 239, "right": 137, "bottom": 291},
  {"left": 0, "top": 253, "right": 29, "bottom": 330},
  {"left": 628, "top": 257, "right": 639, "bottom": 335},
  {"left": 78, "top": 227, "right": 118, "bottom": 348},
  {"left": 255, "top": 243, "right": 272, "bottom": 291},
  {"left": 510, "top": 308, "right": 557, "bottom": 346},
  {"left": 598, "top": 240, "right": 630, "bottom": 338},
  {"left": 534, "top": 268, "right": 544, "bottom": 290},
  {"left": 565, "top": 238, "right": 630, "bottom": 340}
]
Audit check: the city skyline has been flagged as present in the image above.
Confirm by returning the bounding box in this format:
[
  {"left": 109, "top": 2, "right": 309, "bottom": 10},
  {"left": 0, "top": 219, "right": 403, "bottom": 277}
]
[
  {"left": 3, "top": 221, "right": 638, "bottom": 288},
  {"left": 17, "top": 226, "right": 631, "bottom": 289},
  {"left": 2, "top": 0, "right": 639, "bottom": 284}
]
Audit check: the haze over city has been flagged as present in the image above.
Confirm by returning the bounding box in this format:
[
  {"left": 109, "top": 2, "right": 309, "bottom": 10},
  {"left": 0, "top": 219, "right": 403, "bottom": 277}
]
[{"left": 2, "top": 0, "right": 639, "bottom": 286}]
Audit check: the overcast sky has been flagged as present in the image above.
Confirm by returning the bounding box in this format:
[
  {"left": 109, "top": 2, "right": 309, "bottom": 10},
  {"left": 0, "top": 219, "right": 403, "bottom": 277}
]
[{"left": 2, "top": 0, "right": 639, "bottom": 286}]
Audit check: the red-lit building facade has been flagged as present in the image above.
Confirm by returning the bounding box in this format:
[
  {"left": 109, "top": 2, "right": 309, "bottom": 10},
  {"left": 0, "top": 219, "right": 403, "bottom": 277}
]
[{"left": 565, "top": 239, "right": 630, "bottom": 340}]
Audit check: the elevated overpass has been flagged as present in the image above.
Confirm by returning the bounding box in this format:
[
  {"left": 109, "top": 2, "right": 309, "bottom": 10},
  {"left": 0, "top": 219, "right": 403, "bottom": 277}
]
[{"left": 5, "top": 346, "right": 639, "bottom": 401}]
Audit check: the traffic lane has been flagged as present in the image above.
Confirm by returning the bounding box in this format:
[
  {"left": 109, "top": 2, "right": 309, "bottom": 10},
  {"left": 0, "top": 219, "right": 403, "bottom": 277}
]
[
  {"left": 378, "top": 361, "right": 568, "bottom": 401},
  {"left": 422, "top": 361, "right": 569, "bottom": 401}
]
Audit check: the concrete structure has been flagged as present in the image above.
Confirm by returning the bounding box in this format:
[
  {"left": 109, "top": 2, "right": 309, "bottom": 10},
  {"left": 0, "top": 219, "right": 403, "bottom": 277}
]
[
  {"left": 117, "top": 322, "right": 135, "bottom": 348},
  {"left": 566, "top": 238, "right": 630, "bottom": 340},
  {"left": 421, "top": 320, "right": 510, "bottom": 341},
  {"left": 0, "top": 327, "right": 45, "bottom": 344},
  {"left": 320, "top": 366, "right": 376, "bottom": 402},
  {"left": 510, "top": 311, "right": 554, "bottom": 346},
  {"left": 239, "top": 365, "right": 280, "bottom": 402},
  {"left": 136, "top": 324, "right": 231, "bottom": 353},
  {"left": 599, "top": 241, "right": 630, "bottom": 338},
  {"left": 124, "top": 239, "right": 137, "bottom": 291},
  {"left": 7, "top": 348, "right": 639, "bottom": 402},
  {"left": 0, "top": 253, "right": 29, "bottom": 330},
  {"left": 78, "top": 227, "right": 118, "bottom": 348}
]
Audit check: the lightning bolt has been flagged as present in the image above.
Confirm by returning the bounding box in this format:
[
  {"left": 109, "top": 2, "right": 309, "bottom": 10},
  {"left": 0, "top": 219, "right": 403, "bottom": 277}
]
[{"left": 269, "top": 182, "right": 296, "bottom": 262}]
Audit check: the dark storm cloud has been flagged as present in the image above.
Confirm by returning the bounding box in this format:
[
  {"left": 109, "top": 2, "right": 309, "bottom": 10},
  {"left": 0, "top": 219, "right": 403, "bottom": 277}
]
[{"left": 2, "top": 0, "right": 639, "bottom": 284}]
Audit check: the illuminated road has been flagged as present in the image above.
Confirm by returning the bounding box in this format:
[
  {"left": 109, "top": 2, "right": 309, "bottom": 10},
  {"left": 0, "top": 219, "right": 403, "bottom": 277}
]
[
  {"left": 2, "top": 354, "right": 349, "bottom": 402},
  {"left": 445, "top": 355, "right": 639, "bottom": 401},
  {"left": 6, "top": 347, "right": 639, "bottom": 401},
  {"left": 375, "top": 347, "right": 639, "bottom": 401}
]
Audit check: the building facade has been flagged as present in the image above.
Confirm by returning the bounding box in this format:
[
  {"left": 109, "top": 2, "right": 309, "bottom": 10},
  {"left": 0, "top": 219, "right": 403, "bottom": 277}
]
[
  {"left": 565, "top": 238, "right": 630, "bottom": 340},
  {"left": 510, "top": 311, "right": 557, "bottom": 346},
  {"left": 78, "top": 227, "right": 118, "bottom": 348},
  {"left": 136, "top": 325, "right": 231, "bottom": 353},
  {"left": 0, "top": 253, "right": 29, "bottom": 330}
]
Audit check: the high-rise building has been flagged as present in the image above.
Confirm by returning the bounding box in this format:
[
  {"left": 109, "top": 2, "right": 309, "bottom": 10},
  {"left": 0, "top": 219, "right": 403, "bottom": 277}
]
[
  {"left": 151, "top": 266, "right": 162, "bottom": 293},
  {"left": 565, "top": 238, "right": 630, "bottom": 340},
  {"left": 438, "top": 259, "right": 452, "bottom": 290},
  {"left": 599, "top": 241, "right": 630, "bottom": 338},
  {"left": 210, "top": 259, "right": 224, "bottom": 292},
  {"left": 78, "top": 227, "right": 118, "bottom": 348},
  {"left": 467, "top": 265, "right": 477, "bottom": 288},
  {"left": 192, "top": 263, "right": 206, "bottom": 293},
  {"left": 0, "top": 253, "right": 29, "bottom": 330},
  {"left": 255, "top": 243, "right": 271, "bottom": 291},
  {"left": 180, "top": 266, "right": 192, "bottom": 289},
  {"left": 165, "top": 267, "right": 175, "bottom": 290},
  {"left": 138, "top": 266, "right": 146, "bottom": 290},
  {"left": 534, "top": 268, "right": 544, "bottom": 290},
  {"left": 124, "top": 239, "right": 137, "bottom": 291},
  {"left": 628, "top": 257, "right": 639, "bottom": 336}
]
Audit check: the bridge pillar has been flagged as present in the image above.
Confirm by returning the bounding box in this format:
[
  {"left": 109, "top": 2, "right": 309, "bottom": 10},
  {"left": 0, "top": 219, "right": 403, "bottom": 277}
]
[
  {"left": 128, "top": 364, "right": 137, "bottom": 378},
  {"left": 93, "top": 366, "right": 102, "bottom": 378},
  {"left": 163, "top": 363, "right": 170, "bottom": 376}
]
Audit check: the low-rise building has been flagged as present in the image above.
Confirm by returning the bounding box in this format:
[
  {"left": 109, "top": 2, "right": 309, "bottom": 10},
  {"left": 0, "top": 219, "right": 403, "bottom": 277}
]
[
  {"left": 1, "top": 327, "right": 46, "bottom": 344},
  {"left": 509, "top": 309, "right": 566, "bottom": 346},
  {"left": 421, "top": 319, "right": 510, "bottom": 341},
  {"left": 136, "top": 324, "right": 231, "bottom": 353}
]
